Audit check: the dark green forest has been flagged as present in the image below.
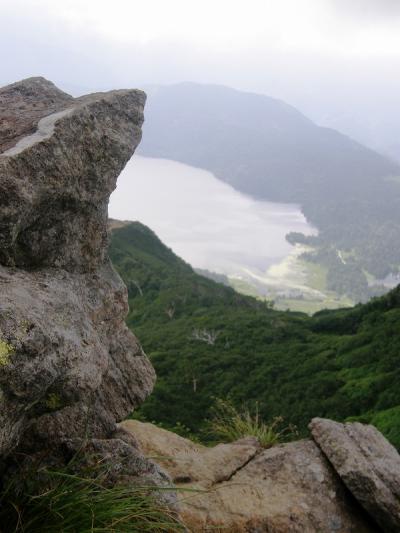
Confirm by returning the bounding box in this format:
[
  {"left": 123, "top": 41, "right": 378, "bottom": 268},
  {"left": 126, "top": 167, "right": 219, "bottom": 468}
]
[
  {"left": 139, "top": 83, "right": 400, "bottom": 301},
  {"left": 110, "top": 222, "right": 400, "bottom": 447}
]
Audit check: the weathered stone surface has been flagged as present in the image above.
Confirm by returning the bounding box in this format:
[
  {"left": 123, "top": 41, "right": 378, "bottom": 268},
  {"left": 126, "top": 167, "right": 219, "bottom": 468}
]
[
  {"left": 310, "top": 417, "right": 400, "bottom": 533},
  {"left": 0, "top": 78, "right": 145, "bottom": 272},
  {"left": 120, "top": 419, "right": 261, "bottom": 486},
  {"left": 0, "top": 78, "right": 157, "bottom": 481},
  {"left": 121, "top": 420, "right": 376, "bottom": 532},
  {"left": 0, "top": 263, "right": 155, "bottom": 458},
  {"left": 0, "top": 77, "right": 73, "bottom": 153}
]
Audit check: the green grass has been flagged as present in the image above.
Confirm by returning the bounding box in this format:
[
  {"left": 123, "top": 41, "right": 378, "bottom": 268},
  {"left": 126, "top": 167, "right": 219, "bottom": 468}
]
[
  {"left": 275, "top": 295, "right": 353, "bottom": 314},
  {"left": 0, "top": 463, "right": 183, "bottom": 533},
  {"left": 273, "top": 259, "right": 354, "bottom": 314},
  {"left": 207, "top": 398, "right": 295, "bottom": 448}
]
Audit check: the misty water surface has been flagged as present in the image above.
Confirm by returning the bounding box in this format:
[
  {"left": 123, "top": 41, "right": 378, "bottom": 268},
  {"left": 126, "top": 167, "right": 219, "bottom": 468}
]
[{"left": 109, "top": 156, "right": 315, "bottom": 278}]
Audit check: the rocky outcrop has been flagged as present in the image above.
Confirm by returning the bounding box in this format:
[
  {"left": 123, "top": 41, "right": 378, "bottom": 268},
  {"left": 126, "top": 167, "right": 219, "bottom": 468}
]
[
  {"left": 1, "top": 77, "right": 398, "bottom": 530},
  {"left": 0, "top": 78, "right": 161, "bottom": 485},
  {"left": 121, "top": 420, "right": 376, "bottom": 532},
  {"left": 310, "top": 418, "right": 400, "bottom": 533},
  {"left": 0, "top": 77, "right": 145, "bottom": 271}
]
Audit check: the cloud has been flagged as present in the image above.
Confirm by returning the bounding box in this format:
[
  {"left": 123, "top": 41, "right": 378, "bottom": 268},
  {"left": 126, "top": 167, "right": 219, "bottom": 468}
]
[
  {"left": 331, "top": 0, "right": 400, "bottom": 19},
  {"left": 2, "top": 0, "right": 400, "bottom": 65},
  {"left": 0, "top": 0, "right": 399, "bottom": 155}
]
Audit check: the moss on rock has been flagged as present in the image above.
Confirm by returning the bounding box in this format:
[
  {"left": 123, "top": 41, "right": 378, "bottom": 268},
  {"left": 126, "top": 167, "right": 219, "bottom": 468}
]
[{"left": 0, "top": 340, "right": 14, "bottom": 366}]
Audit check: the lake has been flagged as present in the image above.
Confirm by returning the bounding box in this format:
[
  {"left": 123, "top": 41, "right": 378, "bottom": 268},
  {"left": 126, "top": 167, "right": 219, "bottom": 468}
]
[{"left": 109, "top": 156, "right": 316, "bottom": 295}]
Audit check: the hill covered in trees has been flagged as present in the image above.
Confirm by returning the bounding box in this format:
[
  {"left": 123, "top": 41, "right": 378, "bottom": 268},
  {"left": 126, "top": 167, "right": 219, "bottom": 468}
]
[
  {"left": 138, "top": 83, "right": 400, "bottom": 302},
  {"left": 110, "top": 222, "right": 400, "bottom": 448}
]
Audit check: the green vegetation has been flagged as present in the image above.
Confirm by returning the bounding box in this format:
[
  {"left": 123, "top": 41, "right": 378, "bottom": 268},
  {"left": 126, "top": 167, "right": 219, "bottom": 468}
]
[
  {"left": 45, "top": 392, "right": 62, "bottom": 411},
  {"left": 274, "top": 259, "right": 353, "bottom": 314},
  {"left": 296, "top": 240, "right": 394, "bottom": 302},
  {"left": 227, "top": 277, "right": 261, "bottom": 299},
  {"left": 275, "top": 297, "right": 348, "bottom": 315},
  {"left": 110, "top": 222, "right": 400, "bottom": 448},
  {"left": 0, "top": 339, "right": 14, "bottom": 366},
  {"left": 0, "top": 461, "right": 181, "bottom": 533},
  {"left": 207, "top": 398, "right": 293, "bottom": 448}
]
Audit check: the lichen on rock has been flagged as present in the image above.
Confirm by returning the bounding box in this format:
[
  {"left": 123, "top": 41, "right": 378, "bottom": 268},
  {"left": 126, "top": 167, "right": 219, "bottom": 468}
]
[{"left": 0, "top": 340, "right": 14, "bottom": 367}]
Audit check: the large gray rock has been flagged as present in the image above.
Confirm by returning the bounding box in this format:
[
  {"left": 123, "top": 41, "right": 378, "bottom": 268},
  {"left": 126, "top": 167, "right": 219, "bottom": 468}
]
[
  {"left": 0, "top": 77, "right": 144, "bottom": 271},
  {"left": 122, "top": 420, "right": 376, "bottom": 532},
  {"left": 310, "top": 417, "right": 400, "bottom": 533},
  {"left": 0, "top": 78, "right": 157, "bottom": 481}
]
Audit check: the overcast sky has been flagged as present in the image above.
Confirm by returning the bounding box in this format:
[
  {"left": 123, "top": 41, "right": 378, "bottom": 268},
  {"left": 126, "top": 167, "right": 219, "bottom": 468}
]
[{"left": 2, "top": 0, "right": 400, "bottom": 156}]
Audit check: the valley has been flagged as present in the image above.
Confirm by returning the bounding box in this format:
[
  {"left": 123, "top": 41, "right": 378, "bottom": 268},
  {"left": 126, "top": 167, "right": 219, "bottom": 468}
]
[
  {"left": 109, "top": 221, "right": 400, "bottom": 449},
  {"left": 137, "top": 83, "right": 400, "bottom": 306},
  {"left": 109, "top": 155, "right": 352, "bottom": 312}
]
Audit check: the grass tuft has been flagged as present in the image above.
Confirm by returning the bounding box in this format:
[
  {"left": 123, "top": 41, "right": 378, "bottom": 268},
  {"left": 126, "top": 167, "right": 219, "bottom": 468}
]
[
  {"left": 0, "top": 462, "right": 183, "bottom": 532},
  {"left": 207, "top": 398, "right": 295, "bottom": 448}
]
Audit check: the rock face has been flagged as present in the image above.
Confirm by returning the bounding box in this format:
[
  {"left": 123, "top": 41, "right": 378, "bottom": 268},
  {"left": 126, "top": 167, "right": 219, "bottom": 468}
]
[
  {"left": 0, "top": 77, "right": 144, "bottom": 271},
  {"left": 0, "top": 78, "right": 159, "bottom": 482},
  {"left": 0, "top": 77, "right": 73, "bottom": 153},
  {"left": 121, "top": 420, "right": 376, "bottom": 532},
  {"left": 310, "top": 418, "right": 400, "bottom": 533}
]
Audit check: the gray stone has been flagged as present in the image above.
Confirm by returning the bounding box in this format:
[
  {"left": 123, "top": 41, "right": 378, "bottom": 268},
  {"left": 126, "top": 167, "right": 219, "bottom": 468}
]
[
  {"left": 0, "top": 78, "right": 159, "bottom": 490},
  {"left": 122, "top": 420, "right": 376, "bottom": 532},
  {"left": 0, "top": 77, "right": 145, "bottom": 272},
  {"left": 310, "top": 417, "right": 400, "bottom": 532},
  {"left": 0, "top": 77, "right": 73, "bottom": 153}
]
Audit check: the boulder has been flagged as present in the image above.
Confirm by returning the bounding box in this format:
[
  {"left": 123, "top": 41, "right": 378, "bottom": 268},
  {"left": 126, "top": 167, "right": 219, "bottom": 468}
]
[
  {"left": 310, "top": 417, "right": 400, "bottom": 533},
  {"left": 0, "top": 77, "right": 144, "bottom": 271},
  {"left": 0, "top": 78, "right": 162, "bottom": 487},
  {"left": 121, "top": 420, "right": 375, "bottom": 532}
]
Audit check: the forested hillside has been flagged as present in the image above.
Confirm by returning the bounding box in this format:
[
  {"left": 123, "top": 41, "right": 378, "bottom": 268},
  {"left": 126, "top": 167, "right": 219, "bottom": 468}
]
[
  {"left": 138, "top": 83, "right": 400, "bottom": 301},
  {"left": 110, "top": 222, "right": 400, "bottom": 447}
]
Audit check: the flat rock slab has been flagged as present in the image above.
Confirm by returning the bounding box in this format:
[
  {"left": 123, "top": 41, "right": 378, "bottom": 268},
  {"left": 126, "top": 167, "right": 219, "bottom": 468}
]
[
  {"left": 120, "top": 419, "right": 261, "bottom": 487},
  {"left": 121, "top": 420, "right": 375, "bottom": 532},
  {"left": 310, "top": 417, "right": 400, "bottom": 533}
]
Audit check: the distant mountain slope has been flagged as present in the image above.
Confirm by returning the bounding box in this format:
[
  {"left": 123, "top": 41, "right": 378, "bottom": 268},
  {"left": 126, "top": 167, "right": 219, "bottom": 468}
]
[
  {"left": 138, "top": 83, "right": 400, "bottom": 302},
  {"left": 110, "top": 222, "right": 400, "bottom": 448},
  {"left": 139, "top": 83, "right": 398, "bottom": 203}
]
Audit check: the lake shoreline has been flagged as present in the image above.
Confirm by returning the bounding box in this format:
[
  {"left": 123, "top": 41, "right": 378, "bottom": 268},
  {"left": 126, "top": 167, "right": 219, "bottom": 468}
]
[{"left": 110, "top": 155, "right": 341, "bottom": 312}]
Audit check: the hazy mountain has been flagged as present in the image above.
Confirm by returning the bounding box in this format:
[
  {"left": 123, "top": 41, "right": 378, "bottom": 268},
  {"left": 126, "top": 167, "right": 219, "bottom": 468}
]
[
  {"left": 315, "top": 106, "right": 400, "bottom": 164},
  {"left": 139, "top": 83, "right": 398, "bottom": 203},
  {"left": 138, "top": 83, "right": 400, "bottom": 301}
]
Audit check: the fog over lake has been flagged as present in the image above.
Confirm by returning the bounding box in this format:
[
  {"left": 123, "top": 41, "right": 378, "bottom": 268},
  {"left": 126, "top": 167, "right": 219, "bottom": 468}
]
[{"left": 109, "top": 156, "right": 315, "bottom": 281}]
